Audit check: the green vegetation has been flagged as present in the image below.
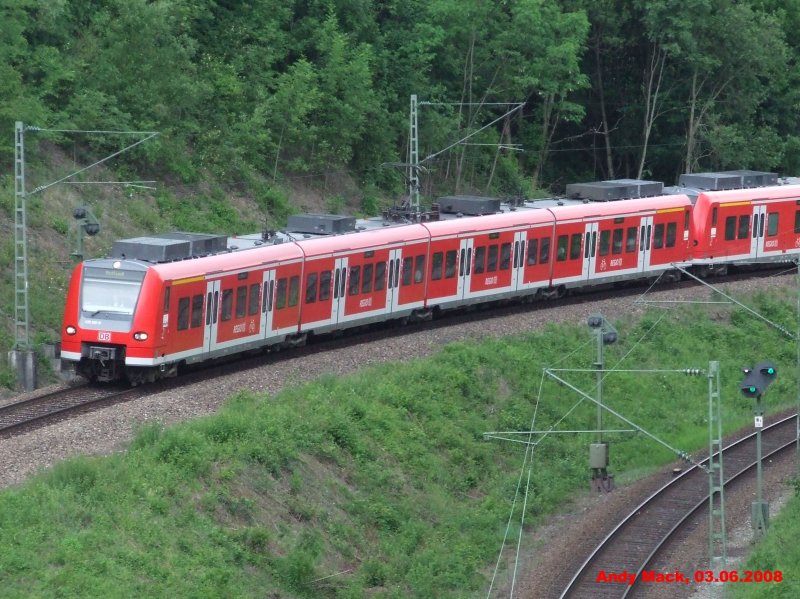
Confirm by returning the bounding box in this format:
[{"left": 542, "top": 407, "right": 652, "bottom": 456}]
[{"left": 0, "top": 295, "right": 798, "bottom": 597}]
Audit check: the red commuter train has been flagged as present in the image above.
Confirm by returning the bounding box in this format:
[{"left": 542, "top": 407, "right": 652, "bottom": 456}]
[{"left": 60, "top": 170, "right": 800, "bottom": 384}]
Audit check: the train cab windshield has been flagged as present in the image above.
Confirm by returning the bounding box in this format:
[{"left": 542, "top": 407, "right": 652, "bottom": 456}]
[{"left": 81, "top": 266, "right": 145, "bottom": 319}]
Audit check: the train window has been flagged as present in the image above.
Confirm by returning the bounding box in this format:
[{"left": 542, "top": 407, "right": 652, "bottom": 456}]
[
  {"left": 276, "top": 278, "right": 287, "bottom": 310},
  {"left": 626, "top": 227, "right": 637, "bottom": 253},
  {"left": 306, "top": 272, "right": 318, "bottom": 304},
  {"left": 712, "top": 207, "right": 718, "bottom": 227},
  {"left": 540, "top": 237, "right": 550, "bottom": 263},
  {"left": 164, "top": 287, "right": 170, "bottom": 313},
  {"left": 221, "top": 289, "right": 233, "bottom": 321},
  {"left": 414, "top": 255, "right": 425, "bottom": 283},
  {"left": 500, "top": 243, "right": 511, "bottom": 270},
  {"left": 556, "top": 235, "right": 568, "bottom": 261},
  {"left": 320, "top": 270, "right": 332, "bottom": 300},
  {"left": 248, "top": 283, "right": 260, "bottom": 315},
  {"left": 724, "top": 216, "right": 736, "bottom": 241},
  {"left": 767, "top": 213, "right": 779, "bottom": 236},
  {"left": 685, "top": 211, "right": 690, "bottom": 230},
  {"left": 795, "top": 210, "right": 800, "bottom": 233},
  {"left": 362, "top": 264, "right": 374, "bottom": 293},
  {"left": 737, "top": 215, "right": 750, "bottom": 240},
  {"left": 431, "top": 252, "right": 443, "bottom": 280},
  {"left": 349, "top": 266, "right": 361, "bottom": 296},
  {"left": 268, "top": 280, "right": 274, "bottom": 311},
  {"left": 207, "top": 292, "right": 213, "bottom": 324},
  {"left": 402, "top": 257, "right": 413, "bottom": 286},
  {"left": 653, "top": 224, "right": 664, "bottom": 249},
  {"left": 288, "top": 276, "right": 299, "bottom": 307},
  {"left": 262, "top": 281, "right": 269, "bottom": 312},
  {"left": 612, "top": 229, "right": 623, "bottom": 255},
  {"left": 640, "top": 226, "right": 646, "bottom": 250},
  {"left": 445, "top": 250, "right": 457, "bottom": 278},
  {"left": 666, "top": 223, "right": 677, "bottom": 248},
  {"left": 584, "top": 233, "right": 591, "bottom": 259},
  {"left": 527, "top": 239, "right": 539, "bottom": 265},
  {"left": 598, "top": 231, "right": 610, "bottom": 256},
  {"left": 177, "top": 297, "right": 190, "bottom": 331},
  {"left": 570, "top": 234, "right": 582, "bottom": 260},
  {"left": 236, "top": 286, "right": 247, "bottom": 318},
  {"left": 474, "top": 246, "right": 486, "bottom": 273},
  {"left": 375, "top": 263, "right": 386, "bottom": 290},
  {"left": 191, "top": 294, "right": 204, "bottom": 328},
  {"left": 487, "top": 245, "right": 498, "bottom": 272}
]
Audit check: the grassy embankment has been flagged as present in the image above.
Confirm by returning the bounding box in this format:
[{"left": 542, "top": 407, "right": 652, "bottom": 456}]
[{"left": 0, "top": 290, "right": 797, "bottom": 597}]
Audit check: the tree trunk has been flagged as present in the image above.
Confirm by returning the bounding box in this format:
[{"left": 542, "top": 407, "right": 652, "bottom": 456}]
[
  {"left": 593, "top": 34, "right": 615, "bottom": 179},
  {"left": 637, "top": 42, "right": 667, "bottom": 179}
]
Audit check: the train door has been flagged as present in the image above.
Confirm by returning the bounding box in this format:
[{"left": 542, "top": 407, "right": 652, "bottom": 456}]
[
  {"left": 582, "top": 222, "right": 598, "bottom": 279},
  {"left": 260, "top": 269, "right": 276, "bottom": 339},
  {"left": 386, "top": 249, "right": 402, "bottom": 312},
  {"left": 512, "top": 231, "right": 526, "bottom": 289},
  {"left": 203, "top": 279, "right": 220, "bottom": 352},
  {"left": 751, "top": 204, "right": 766, "bottom": 258},
  {"left": 332, "top": 257, "right": 348, "bottom": 323},
  {"left": 458, "top": 237, "right": 474, "bottom": 298},
  {"left": 638, "top": 216, "right": 653, "bottom": 271}
]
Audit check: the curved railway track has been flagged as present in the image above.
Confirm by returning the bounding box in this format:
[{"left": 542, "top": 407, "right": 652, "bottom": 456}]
[{"left": 559, "top": 414, "right": 797, "bottom": 599}]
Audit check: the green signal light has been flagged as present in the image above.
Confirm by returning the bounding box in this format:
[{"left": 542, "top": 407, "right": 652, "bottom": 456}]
[
  {"left": 748, "top": 386, "right": 757, "bottom": 393},
  {"left": 766, "top": 368, "right": 775, "bottom": 375}
]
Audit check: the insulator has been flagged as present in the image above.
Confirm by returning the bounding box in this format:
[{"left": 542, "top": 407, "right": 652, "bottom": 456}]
[{"left": 683, "top": 368, "right": 703, "bottom": 376}]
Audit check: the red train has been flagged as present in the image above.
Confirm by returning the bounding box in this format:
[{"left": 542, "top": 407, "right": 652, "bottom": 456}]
[{"left": 60, "top": 170, "right": 800, "bottom": 384}]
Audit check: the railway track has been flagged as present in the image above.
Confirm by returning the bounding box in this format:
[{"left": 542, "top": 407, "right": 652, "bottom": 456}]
[
  {"left": 0, "top": 384, "right": 146, "bottom": 438},
  {"left": 559, "top": 414, "right": 797, "bottom": 599}
]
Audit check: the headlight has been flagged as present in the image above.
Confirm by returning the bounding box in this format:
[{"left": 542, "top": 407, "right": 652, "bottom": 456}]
[
  {"left": 65, "top": 326, "right": 77, "bottom": 335},
  {"left": 133, "top": 332, "right": 149, "bottom": 341}
]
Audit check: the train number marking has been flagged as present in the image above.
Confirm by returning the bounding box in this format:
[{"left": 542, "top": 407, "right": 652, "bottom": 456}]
[
  {"left": 765, "top": 240, "right": 778, "bottom": 248},
  {"left": 610, "top": 258, "right": 623, "bottom": 267},
  {"left": 232, "top": 324, "right": 246, "bottom": 334},
  {"left": 98, "top": 331, "right": 111, "bottom": 342},
  {"left": 484, "top": 276, "right": 498, "bottom": 285},
  {"left": 359, "top": 297, "right": 372, "bottom": 308}
]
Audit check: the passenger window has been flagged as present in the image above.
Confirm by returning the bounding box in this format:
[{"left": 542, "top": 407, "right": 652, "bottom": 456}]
[
  {"left": 527, "top": 239, "right": 539, "bottom": 266},
  {"left": 374, "top": 263, "right": 386, "bottom": 290},
  {"left": 738, "top": 215, "right": 750, "bottom": 240},
  {"left": 431, "top": 252, "right": 443, "bottom": 280},
  {"left": 414, "top": 255, "right": 425, "bottom": 283},
  {"left": 795, "top": 210, "right": 800, "bottom": 234},
  {"left": 236, "top": 285, "right": 247, "bottom": 318},
  {"left": 288, "top": 276, "right": 299, "bottom": 307},
  {"left": 474, "top": 246, "right": 486, "bottom": 274},
  {"left": 191, "top": 294, "right": 204, "bottom": 328},
  {"left": 177, "top": 297, "right": 190, "bottom": 330},
  {"left": 320, "top": 271, "right": 332, "bottom": 300},
  {"left": 248, "top": 283, "right": 260, "bottom": 315},
  {"left": 612, "top": 229, "right": 623, "bottom": 255},
  {"left": 666, "top": 223, "right": 677, "bottom": 248},
  {"left": 500, "top": 243, "right": 511, "bottom": 270},
  {"left": 402, "top": 257, "right": 413, "bottom": 286},
  {"left": 767, "top": 213, "right": 779, "bottom": 236},
  {"left": 362, "top": 264, "right": 373, "bottom": 293},
  {"left": 653, "top": 224, "right": 664, "bottom": 249},
  {"left": 712, "top": 207, "right": 718, "bottom": 227},
  {"left": 557, "top": 235, "right": 568, "bottom": 261},
  {"left": 276, "top": 278, "right": 287, "bottom": 310},
  {"left": 599, "top": 230, "right": 611, "bottom": 256},
  {"left": 445, "top": 250, "right": 457, "bottom": 278},
  {"left": 685, "top": 211, "right": 690, "bottom": 230},
  {"left": 570, "top": 234, "right": 582, "bottom": 260},
  {"left": 349, "top": 266, "right": 361, "bottom": 296},
  {"left": 725, "top": 216, "right": 736, "bottom": 241},
  {"left": 540, "top": 237, "right": 550, "bottom": 263},
  {"left": 626, "top": 227, "right": 637, "bottom": 252},
  {"left": 164, "top": 287, "right": 171, "bottom": 313},
  {"left": 306, "top": 272, "right": 318, "bottom": 304},
  {"left": 487, "top": 245, "right": 498, "bottom": 272},
  {"left": 221, "top": 289, "right": 233, "bottom": 321}
]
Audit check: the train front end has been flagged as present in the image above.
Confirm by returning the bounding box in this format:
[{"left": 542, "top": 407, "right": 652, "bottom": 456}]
[{"left": 61, "top": 258, "right": 161, "bottom": 383}]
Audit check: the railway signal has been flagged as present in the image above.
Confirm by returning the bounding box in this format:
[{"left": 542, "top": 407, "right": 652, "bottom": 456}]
[
  {"left": 588, "top": 313, "right": 617, "bottom": 493},
  {"left": 739, "top": 361, "right": 777, "bottom": 538}
]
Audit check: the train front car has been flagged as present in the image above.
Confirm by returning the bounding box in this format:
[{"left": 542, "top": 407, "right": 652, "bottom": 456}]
[{"left": 61, "top": 258, "right": 163, "bottom": 384}]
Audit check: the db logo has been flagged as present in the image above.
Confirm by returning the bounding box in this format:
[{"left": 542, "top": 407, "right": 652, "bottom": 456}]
[{"left": 98, "top": 331, "right": 111, "bottom": 341}]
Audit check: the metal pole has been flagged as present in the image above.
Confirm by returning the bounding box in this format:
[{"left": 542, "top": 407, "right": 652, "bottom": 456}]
[
  {"left": 707, "top": 361, "right": 726, "bottom": 569},
  {"left": 13, "top": 121, "right": 29, "bottom": 350},
  {"left": 752, "top": 394, "right": 768, "bottom": 537},
  {"left": 796, "top": 258, "right": 799, "bottom": 476},
  {"left": 596, "top": 328, "right": 603, "bottom": 444},
  {"left": 408, "top": 94, "right": 419, "bottom": 212}
]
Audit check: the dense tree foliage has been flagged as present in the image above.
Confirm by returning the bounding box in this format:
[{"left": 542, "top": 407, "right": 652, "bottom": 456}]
[{"left": 1, "top": 0, "right": 798, "bottom": 197}]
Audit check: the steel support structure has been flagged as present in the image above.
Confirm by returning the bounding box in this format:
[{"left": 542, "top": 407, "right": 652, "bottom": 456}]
[
  {"left": 408, "top": 94, "right": 420, "bottom": 211},
  {"left": 707, "top": 360, "right": 726, "bottom": 571},
  {"left": 14, "top": 121, "right": 29, "bottom": 350}
]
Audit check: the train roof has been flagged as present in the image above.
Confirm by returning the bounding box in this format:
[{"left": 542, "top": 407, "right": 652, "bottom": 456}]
[{"left": 695, "top": 183, "right": 800, "bottom": 203}]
